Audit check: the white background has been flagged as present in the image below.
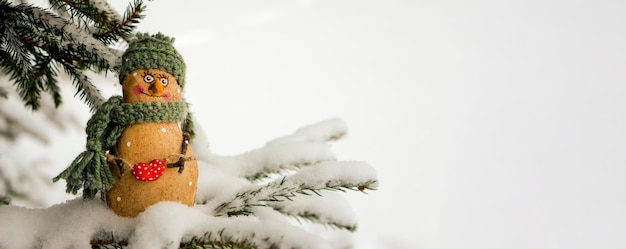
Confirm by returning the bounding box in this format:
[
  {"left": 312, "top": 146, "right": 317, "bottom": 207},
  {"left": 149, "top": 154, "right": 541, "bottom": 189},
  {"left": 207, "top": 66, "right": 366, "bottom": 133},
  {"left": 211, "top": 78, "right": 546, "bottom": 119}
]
[{"left": 60, "top": 0, "right": 626, "bottom": 248}]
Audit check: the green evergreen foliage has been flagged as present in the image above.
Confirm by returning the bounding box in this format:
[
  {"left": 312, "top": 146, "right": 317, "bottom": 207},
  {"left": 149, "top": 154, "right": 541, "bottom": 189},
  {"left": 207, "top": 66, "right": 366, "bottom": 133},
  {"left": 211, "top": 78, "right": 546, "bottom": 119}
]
[
  {"left": 0, "top": 195, "right": 9, "bottom": 205},
  {"left": 91, "top": 232, "right": 257, "bottom": 249},
  {"left": 215, "top": 176, "right": 377, "bottom": 219},
  {"left": 0, "top": 2, "right": 379, "bottom": 247},
  {"left": 0, "top": 0, "right": 145, "bottom": 111}
]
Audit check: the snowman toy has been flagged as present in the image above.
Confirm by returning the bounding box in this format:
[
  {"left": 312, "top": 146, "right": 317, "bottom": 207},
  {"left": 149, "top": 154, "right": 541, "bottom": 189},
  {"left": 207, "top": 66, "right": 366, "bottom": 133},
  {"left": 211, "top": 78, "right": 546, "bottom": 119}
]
[{"left": 54, "top": 33, "right": 198, "bottom": 217}]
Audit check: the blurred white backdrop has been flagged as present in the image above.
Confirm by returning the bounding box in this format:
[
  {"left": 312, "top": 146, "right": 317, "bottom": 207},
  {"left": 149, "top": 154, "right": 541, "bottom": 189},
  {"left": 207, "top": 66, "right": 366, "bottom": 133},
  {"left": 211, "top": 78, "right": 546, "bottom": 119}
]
[{"left": 100, "top": 0, "right": 626, "bottom": 248}]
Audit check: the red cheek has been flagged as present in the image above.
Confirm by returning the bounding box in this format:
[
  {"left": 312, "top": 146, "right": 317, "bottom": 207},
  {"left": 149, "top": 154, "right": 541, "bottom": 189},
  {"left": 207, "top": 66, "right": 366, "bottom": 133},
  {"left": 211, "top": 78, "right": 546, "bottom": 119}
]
[
  {"left": 162, "top": 92, "right": 172, "bottom": 101},
  {"left": 133, "top": 85, "right": 144, "bottom": 96}
]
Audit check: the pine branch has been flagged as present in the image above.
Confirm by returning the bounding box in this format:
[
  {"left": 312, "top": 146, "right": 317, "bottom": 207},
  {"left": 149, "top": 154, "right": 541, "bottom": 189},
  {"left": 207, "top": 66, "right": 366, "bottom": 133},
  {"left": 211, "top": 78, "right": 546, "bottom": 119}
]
[
  {"left": 90, "top": 237, "right": 255, "bottom": 249},
  {"left": 59, "top": 59, "right": 105, "bottom": 110},
  {"left": 267, "top": 192, "right": 358, "bottom": 231},
  {"left": 49, "top": 0, "right": 115, "bottom": 29},
  {"left": 0, "top": 196, "right": 9, "bottom": 205},
  {"left": 86, "top": 0, "right": 123, "bottom": 22},
  {"left": 0, "top": 27, "right": 39, "bottom": 108},
  {"left": 212, "top": 143, "right": 336, "bottom": 182},
  {"left": 93, "top": 0, "right": 144, "bottom": 44},
  {"left": 181, "top": 231, "right": 256, "bottom": 249},
  {"left": 33, "top": 55, "right": 62, "bottom": 107},
  {"left": 23, "top": 4, "right": 119, "bottom": 70},
  {"left": 0, "top": 86, "right": 7, "bottom": 99},
  {"left": 216, "top": 119, "right": 349, "bottom": 181},
  {"left": 0, "top": 0, "right": 142, "bottom": 110},
  {"left": 214, "top": 161, "right": 378, "bottom": 216},
  {"left": 275, "top": 208, "right": 357, "bottom": 232}
]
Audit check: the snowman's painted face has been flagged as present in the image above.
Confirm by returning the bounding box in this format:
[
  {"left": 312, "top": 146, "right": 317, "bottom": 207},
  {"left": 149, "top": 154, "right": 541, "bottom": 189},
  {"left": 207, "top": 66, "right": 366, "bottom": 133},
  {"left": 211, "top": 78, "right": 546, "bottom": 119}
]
[{"left": 122, "top": 69, "right": 182, "bottom": 103}]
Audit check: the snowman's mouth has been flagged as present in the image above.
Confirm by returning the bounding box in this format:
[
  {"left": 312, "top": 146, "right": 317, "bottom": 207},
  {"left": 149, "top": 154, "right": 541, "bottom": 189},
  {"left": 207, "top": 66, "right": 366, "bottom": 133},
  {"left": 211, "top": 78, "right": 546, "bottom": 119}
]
[{"left": 141, "top": 91, "right": 172, "bottom": 101}]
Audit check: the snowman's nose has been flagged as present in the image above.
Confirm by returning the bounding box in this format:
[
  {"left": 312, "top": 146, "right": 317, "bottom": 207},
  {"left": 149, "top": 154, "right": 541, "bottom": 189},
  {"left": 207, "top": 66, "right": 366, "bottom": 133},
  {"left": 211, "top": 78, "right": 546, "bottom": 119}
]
[{"left": 149, "top": 81, "right": 164, "bottom": 95}]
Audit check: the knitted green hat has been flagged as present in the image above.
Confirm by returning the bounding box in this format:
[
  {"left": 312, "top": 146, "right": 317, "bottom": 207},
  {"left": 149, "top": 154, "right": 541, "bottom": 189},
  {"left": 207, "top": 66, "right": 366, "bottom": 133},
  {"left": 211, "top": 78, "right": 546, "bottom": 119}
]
[{"left": 119, "top": 33, "right": 186, "bottom": 88}]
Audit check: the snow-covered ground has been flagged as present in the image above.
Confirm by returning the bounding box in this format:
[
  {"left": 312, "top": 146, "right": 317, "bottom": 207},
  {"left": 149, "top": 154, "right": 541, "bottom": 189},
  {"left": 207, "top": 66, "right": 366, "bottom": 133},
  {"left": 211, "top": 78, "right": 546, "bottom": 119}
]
[{"left": 4, "top": 0, "right": 626, "bottom": 248}]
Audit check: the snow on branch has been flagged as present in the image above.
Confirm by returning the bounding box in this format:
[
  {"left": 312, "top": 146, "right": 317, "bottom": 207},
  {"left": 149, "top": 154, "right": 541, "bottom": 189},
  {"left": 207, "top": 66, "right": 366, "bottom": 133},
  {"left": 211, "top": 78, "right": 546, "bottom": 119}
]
[
  {"left": 25, "top": 4, "right": 122, "bottom": 70},
  {"left": 268, "top": 192, "right": 358, "bottom": 231},
  {"left": 0, "top": 200, "right": 333, "bottom": 249},
  {"left": 213, "top": 161, "right": 378, "bottom": 217},
  {"left": 268, "top": 118, "right": 348, "bottom": 145},
  {"left": 208, "top": 118, "right": 348, "bottom": 181},
  {"left": 91, "top": 0, "right": 145, "bottom": 45},
  {"left": 0, "top": 119, "right": 377, "bottom": 248},
  {"left": 128, "top": 202, "right": 333, "bottom": 249},
  {"left": 209, "top": 142, "right": 336, "bottom": 181},
  {"left": 87, "top": 0, "right": 124, "bottom": 23}
]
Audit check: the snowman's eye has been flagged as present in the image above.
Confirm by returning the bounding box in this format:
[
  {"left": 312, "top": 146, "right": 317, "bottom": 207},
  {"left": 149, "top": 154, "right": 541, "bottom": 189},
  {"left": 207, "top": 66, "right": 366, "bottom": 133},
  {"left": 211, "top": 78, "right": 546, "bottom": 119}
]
[
  {"left": 144, "top": 74, "right": 154, "bottom": 83},
  {"left": 160, "top": 78, "right": 168, "bottom": 86}
]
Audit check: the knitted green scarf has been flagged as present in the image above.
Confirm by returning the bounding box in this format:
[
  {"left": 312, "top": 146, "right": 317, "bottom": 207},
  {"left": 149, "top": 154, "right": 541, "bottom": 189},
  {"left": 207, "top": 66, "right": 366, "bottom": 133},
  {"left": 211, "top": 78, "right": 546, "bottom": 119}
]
[{"left": 53, "top": 96, "right": 192, "bottom": 200}]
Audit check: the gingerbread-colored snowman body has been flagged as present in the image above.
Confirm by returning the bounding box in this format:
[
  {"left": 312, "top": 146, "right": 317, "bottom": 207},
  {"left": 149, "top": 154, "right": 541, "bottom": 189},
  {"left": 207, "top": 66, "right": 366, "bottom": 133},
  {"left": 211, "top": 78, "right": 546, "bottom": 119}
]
[
  {"left": 105, "top": 68, "right": 198, "bottom": 217},
  {"left": 53, "top": 33, "right": 198, "bottom": 217}
]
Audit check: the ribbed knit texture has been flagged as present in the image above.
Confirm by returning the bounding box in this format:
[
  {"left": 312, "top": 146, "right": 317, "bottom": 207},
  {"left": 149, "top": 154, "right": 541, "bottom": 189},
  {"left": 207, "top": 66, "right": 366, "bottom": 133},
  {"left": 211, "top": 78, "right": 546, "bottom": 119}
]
[
  {"left": 53, "top": 96, "right": 191, "bottom": 200},
  {"left": 119, "top": 33, "right": 186, "bottom": 88}
]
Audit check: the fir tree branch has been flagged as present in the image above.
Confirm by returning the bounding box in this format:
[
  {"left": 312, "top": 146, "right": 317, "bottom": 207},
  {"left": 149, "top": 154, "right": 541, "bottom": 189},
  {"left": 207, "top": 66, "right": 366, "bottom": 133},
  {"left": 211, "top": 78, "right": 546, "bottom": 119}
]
[
  {"left": 59, "top": 61, "right": 105, "bottom": 110},
  {"left": 22, "top": 3, "right": 119, "bottom": 70},
  {"left": 33, "top": 55, "right": 62, "bottom": 107},
  {"left": 87, "top": 0, "right": 124, "bottom": 22},
  {"left": 0, "top": 86, "right": 7, "bottom": 99},
  {"left": 0, "top": 196, "right": 9, "bottom": 205},
  {"left": 93, "top": 0, "right": 144, "bottom": 44},
  {"left": 273, "top": 207, "right": 357, "bottom": 232},
  {"left": 48, "top": 0, "right": 116, "bottom": 31},
  {"left": 181, "top": 231, "right": 256, "bottom": 249},
  {"left": 214, "top": 161, "right": 378, "bottom": 217},
  {"left": 91, "top": 233, "right": 257, "bottom": 249},
  {"left": 267, "top": 192, "right": 359, "bottom": 231},
  {"left": 90, "top": 239, "right": 255, "bottom": 249},
  {"left": 0, "top": 26, "right": 39, "bottom": 108},
  {"left": 0, "top": 0, "right": 138, "bottom": 110},
  {"left": 211, "top": 143, "right": 336, "bottom": 182}
]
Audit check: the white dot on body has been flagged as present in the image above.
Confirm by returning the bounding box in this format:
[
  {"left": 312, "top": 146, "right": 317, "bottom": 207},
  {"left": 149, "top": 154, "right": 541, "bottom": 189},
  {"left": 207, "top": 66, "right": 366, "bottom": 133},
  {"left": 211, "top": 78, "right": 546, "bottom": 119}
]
[
  {"left": 116, "top": 196, "right": 121, "bottom": 202},
  {"left": 126, "top": 141, "right": 131, "bottom": 147},
  {"left": 132, "top": 72, "right": 137, "bottom": 76},
  {"left": 161, "top": 128, "right": 166, "bottom": 133},
  {"left": 189, "top": 181, "right": 193, "bottom": 187}
]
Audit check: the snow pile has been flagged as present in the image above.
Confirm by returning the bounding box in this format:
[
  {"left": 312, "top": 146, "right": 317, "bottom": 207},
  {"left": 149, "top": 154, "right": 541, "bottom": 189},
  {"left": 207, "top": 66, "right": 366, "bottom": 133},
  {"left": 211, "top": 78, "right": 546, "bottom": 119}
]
[
  {"left": 208, "top": 142, "right": 336, "bottom": 180},
  {"left": 0, "top": 200, "right": 330, "bottom": 249},
  {"left": 0, "top": 118, "right": 378, "bottom": 248},
  {"left": 0, "top": 198, "right": 134, "bottom": 249},
  {"left": 131, "top": 202, "right": 332, "bottom": 249}
]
